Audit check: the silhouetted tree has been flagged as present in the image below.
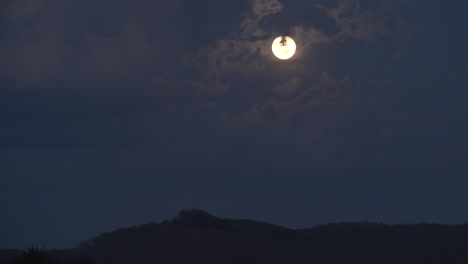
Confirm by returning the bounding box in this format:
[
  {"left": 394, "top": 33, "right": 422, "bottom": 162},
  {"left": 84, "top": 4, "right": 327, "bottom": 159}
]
[
  {"left": 8, "top": 248, "right": 94, "bottom": 264},
  {"left": 65, "top": 255, "right": 93, "bottom": 264},
  {"left": 8, "top": 248, "right": 60, "bottom": 264}
]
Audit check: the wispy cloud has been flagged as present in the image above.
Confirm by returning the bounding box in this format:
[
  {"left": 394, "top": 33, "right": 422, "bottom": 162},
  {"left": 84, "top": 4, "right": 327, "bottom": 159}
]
[
  {"left": 241, "top": 0, "right": 284, "bottom": 37},
  {"left": 318, "top": 0, "right": 414, "bottom": 42}
]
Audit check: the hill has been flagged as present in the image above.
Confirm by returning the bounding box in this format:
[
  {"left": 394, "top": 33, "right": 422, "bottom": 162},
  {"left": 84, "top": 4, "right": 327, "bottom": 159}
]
[{"left": 2, "top": 209, "right": 468, "bottom": 263}]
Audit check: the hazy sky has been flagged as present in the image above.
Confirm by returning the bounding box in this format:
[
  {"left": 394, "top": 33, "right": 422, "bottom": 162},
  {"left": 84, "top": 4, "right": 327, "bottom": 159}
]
[{"left": 1, "top": 0, "right": 467, "bottom": 249}]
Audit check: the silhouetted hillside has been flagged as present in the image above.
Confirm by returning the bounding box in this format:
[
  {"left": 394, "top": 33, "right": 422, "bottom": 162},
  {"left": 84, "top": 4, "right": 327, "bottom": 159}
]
[{"left": 2, "top": 210, "right": 468, "bottom": 264}]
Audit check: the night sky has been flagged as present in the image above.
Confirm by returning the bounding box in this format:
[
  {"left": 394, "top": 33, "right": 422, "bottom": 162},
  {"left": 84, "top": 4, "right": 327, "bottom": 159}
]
[{"left": 1, "top": 0, "right": 467, "bottom": 249}]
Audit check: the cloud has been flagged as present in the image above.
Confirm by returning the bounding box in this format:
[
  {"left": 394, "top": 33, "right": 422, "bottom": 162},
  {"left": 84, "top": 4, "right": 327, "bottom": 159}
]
[
  {"left": 188, "top": 38, "right": 271, "bottom": 95},
  {"left": 0, "top": 0, "right": 418, "bottom": 127},
  {"left": 0, "top": 0, "right": 185, "bottom": 88},
  {"left": 241, "top": 0, "right": 284, "bottom": 37},
  {"left": 223, "top": 72, "right": 354, "bottom": 129},
  {"left": 0, "top": 0, "right": 74, "bottom": 85},
  {"left": 290, "top": 24, "right": 330, "bottom": 48},
  {"left": 273, "top": 76, "right": 301, "bottom": 96},
  {"left": 182, "top": 0, "right": 332, "bottom": 98},
  {"left": 169, "top": 0, "right": 369, "bottom": 123},
  {"left": 318, "top": 0, "right": 414, "bottom": 42},
  {"left": 0, "top": 0, "right": 44, "bottom": 20},
  {"left": 251, "top": 0, "right": 283, "bottom": 17},
  {"left": 71, "top": 21, "right": 158, "bottom": 85},
  {"left": 1, "top": 32, "right": 73, "bottom": 85}
]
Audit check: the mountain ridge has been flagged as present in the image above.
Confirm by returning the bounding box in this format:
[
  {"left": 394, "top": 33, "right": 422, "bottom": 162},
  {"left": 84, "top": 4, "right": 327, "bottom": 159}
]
[{"left": 2, "top": 209, "right": 468, "bottom": 264}]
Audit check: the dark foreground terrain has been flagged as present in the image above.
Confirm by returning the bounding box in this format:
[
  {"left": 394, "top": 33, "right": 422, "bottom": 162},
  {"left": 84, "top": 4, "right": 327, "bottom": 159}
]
[{"left": 2, "top": 210, "right": 468, "bottom": 264}]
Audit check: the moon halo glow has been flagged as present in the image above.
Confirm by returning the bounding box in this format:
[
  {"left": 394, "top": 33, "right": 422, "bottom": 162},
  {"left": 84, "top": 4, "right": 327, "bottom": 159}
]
[{"left": 272, "top": 36, "right": 296, "bottom": 60}]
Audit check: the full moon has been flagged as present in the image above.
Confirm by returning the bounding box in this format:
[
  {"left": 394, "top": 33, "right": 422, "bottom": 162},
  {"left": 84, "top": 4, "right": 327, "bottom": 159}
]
[{"left": 272, "top": 36, "right": 296, "bottom": 60}]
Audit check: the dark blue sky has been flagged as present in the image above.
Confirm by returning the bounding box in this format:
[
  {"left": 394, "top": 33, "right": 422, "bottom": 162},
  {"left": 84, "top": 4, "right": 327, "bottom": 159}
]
[{"left": 1, "top": 0, "right": 467, "bottom": 249}]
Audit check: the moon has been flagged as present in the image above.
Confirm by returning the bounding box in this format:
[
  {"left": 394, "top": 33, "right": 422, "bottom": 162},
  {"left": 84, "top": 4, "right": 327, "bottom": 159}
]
[{"left": 272, "top": 36, "right": 296, "bottom": 60}]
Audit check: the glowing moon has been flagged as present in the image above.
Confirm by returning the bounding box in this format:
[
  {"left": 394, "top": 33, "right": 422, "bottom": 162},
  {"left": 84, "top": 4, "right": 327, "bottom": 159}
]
[{"left": 272, "top": 36, "right": 296, "bottom": 60}]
